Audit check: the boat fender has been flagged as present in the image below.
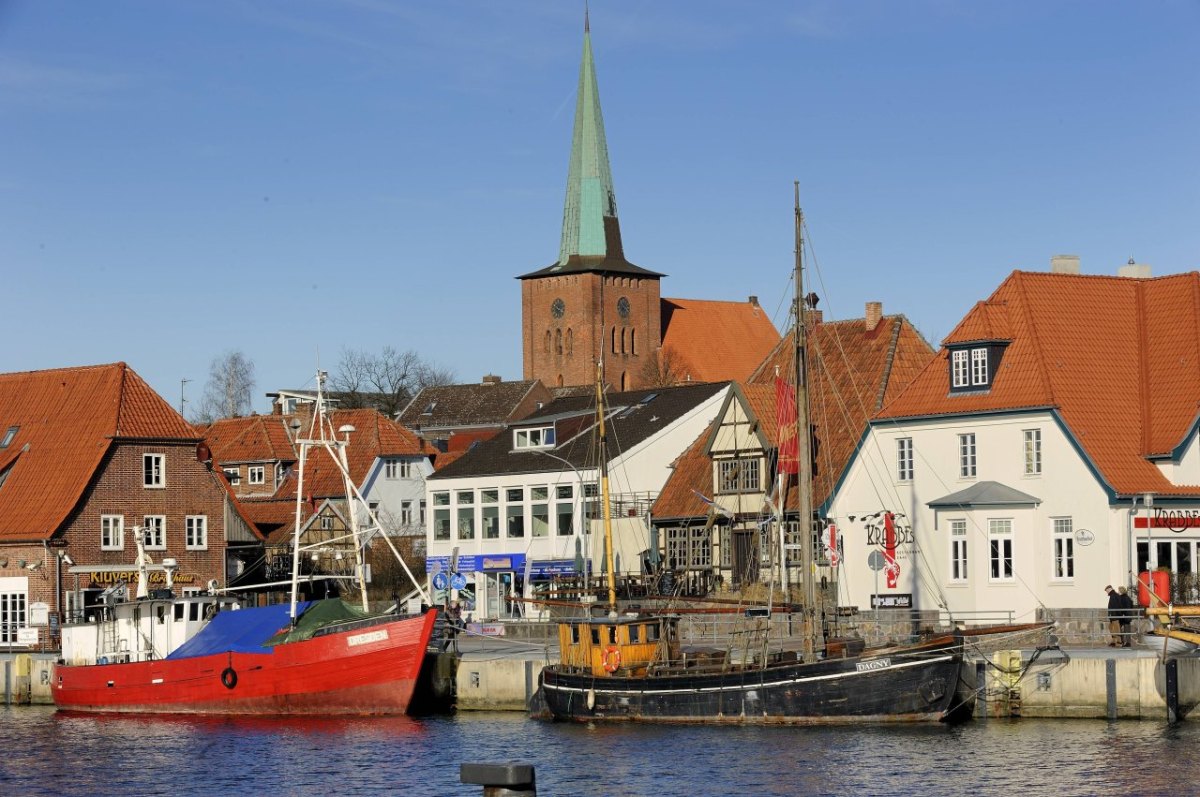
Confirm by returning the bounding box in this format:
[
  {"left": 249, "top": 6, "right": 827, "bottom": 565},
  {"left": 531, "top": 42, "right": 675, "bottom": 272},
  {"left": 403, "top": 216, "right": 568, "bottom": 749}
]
[
  {"left": 586, "top": 688, "right": 596, "bottom": 711},
  {"left": 220, "top": 666, "right": 238, "bottom": 690},
  {"left": 603, "top": 645, "right": 621, "bottom": 673}
]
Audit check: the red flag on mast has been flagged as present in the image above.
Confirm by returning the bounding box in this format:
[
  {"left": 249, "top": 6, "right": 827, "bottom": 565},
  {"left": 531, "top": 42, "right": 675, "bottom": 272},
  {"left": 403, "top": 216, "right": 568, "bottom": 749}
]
[
  {"left": 775, "top": 375, "right": 799, "bottom": 475},
  {"left": 883, "top": 511, "right": 900, "bottom": 589}
]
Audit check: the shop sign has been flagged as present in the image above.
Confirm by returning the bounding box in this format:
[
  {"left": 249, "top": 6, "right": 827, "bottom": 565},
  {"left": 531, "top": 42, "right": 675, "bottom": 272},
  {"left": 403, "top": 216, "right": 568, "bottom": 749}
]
[{"left": 1134, "top": 508, "right": 1200, "bottom": 532}]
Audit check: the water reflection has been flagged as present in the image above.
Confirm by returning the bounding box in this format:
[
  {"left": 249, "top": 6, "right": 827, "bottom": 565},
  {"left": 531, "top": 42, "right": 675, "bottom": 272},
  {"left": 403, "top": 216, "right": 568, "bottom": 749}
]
[{"left": 0, "top": 707, "right": 1194, "bottom": 797}]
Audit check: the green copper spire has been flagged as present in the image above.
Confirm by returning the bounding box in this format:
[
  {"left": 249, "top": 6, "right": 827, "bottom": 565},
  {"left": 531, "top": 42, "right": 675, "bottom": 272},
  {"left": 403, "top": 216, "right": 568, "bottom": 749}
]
[{"left": 558, "top": 13, "right": 619, "bottom": 265}]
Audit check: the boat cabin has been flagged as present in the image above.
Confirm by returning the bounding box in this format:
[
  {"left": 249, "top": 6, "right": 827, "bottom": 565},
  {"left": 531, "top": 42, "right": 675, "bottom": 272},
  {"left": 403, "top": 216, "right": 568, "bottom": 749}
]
[
  {"left": 556, "top": 615, "right": 682, "bottom": 677},
  {"left": 60, "top": 593, "right": 241, "bottom": 666}
]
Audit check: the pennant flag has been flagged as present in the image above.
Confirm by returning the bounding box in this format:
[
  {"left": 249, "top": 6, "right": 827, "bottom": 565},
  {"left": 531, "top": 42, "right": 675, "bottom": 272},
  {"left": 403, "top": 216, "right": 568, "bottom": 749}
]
[
  {"left": 691, "top": 489, "right": 735, "bottom": 519},
  {"left": 775, "top": 375, "right": 799, "bottom": 475},
  {"left": 884, "top": 511, "right": 900, "bottom": 588},
  {"left": 823, "top": 522, "right": 840, "bottom": 567}
]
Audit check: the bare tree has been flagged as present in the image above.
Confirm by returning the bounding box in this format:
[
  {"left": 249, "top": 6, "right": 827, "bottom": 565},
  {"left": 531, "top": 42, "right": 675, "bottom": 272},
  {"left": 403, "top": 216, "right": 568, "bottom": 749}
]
[
  {"left": 330, "top": 346, "right": 455, "bottom": 416},
  {"left": 194, "top": 350, "right": 256, "bottom": 422},
  {"left": 638, "top": 345, "right": 690, "bottom": 388}
]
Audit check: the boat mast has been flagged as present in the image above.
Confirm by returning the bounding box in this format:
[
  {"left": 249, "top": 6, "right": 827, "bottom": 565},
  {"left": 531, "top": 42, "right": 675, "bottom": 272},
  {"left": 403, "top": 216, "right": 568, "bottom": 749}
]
[
  {"left": 595, "top": 359, "right": 618, "bottom": 616},
  {"left": 793, "top": 181, "right": 821, "bottom": 662}
]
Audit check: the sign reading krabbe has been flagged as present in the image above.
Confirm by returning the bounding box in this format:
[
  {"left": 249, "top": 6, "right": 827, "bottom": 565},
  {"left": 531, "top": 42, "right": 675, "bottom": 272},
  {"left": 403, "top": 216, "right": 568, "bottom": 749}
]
[{"left": 1134, "top": 508, "right": 1200, "bottom": 533}]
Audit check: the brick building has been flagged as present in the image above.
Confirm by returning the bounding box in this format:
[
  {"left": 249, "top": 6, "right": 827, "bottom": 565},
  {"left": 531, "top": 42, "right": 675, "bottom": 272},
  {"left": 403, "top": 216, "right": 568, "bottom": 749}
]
[{"left": 0, "top": 363, "right": 261, "bottom": 650}]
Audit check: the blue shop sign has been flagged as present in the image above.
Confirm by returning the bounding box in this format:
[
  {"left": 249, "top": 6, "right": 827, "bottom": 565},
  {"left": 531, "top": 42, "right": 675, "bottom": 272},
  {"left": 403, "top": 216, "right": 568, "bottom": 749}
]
[{"left": 427, "top": 554, "right": 585, "bottom": 577}]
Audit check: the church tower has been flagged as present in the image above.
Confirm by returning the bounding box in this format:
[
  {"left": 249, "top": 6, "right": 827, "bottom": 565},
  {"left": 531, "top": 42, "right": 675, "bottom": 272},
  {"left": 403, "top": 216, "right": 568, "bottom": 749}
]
[{"left": 519, "top": 12, "right": 663, "bottom": 390}]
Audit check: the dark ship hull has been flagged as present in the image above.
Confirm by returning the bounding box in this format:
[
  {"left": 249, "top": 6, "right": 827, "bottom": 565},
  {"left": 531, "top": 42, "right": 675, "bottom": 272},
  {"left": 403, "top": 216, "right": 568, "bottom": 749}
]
[{"left": 539, "top": 634, "right": 968, "bottom": 724}]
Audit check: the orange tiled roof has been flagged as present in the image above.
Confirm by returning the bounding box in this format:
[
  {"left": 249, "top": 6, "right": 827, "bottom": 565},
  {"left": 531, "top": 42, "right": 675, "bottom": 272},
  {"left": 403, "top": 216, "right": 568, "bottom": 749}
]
[
  {"left": 203, "top": 415, "right": 296, "bottom": 464},
  {"left": 654, "top": 314, "right": 935, "bottom": 519},
  {"left": 0, "top": 362, "right": 199, "bottom": 541},
  {"left": 660, "top": 298, "right": 780, "bottom": 383},
  {"left": 878, "top": 270, "right": 1200, "bottom": 496}
]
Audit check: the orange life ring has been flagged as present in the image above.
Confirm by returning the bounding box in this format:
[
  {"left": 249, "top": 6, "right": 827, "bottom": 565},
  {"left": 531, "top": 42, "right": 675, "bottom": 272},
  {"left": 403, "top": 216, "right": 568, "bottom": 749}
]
[{"left": 602, "top": 644, "right": 621, "bottom": 673}]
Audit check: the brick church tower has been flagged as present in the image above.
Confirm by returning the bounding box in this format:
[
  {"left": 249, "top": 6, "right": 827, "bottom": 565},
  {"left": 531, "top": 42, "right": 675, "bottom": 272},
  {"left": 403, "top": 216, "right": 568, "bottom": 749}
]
[{"left": 519, "top": 13, "right": 662, "bottom": 391}]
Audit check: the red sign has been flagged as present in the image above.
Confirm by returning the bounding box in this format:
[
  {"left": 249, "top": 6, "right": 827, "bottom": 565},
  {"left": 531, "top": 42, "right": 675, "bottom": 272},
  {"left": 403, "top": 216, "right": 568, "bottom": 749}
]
[
  {"left": 883, "top": 512, "right": 900, "bottom": 589},
  {"left": 1133, "top": 508, "right": 1200, "bottom": 532}
]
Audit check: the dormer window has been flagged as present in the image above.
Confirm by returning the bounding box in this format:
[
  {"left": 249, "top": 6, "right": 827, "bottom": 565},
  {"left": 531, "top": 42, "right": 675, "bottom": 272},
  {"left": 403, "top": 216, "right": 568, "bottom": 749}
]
[
  {"left": 514, "top": 426, "right": 556, "bottom": 449},
  {"left": 949, "top": 343, "right": 1006, "bottom": 393}
]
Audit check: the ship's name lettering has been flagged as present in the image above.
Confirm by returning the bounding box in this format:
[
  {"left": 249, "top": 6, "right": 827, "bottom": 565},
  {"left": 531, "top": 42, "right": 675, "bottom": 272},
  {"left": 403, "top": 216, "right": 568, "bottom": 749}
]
[
  {"left": 856, "top": 658, "right": 891, "bottom": 672},
  {"left": 346, "top": 630, "right": 388, "bottom": 647}
]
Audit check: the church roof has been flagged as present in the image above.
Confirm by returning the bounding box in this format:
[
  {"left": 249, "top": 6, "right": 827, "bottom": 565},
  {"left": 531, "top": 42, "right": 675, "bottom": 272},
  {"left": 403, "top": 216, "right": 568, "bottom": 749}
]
[
  {"left": 518, "top": 13, "right": 661, "bottom": 282},
  {"left": 659, "top": 298, "right": 780, "bottom": 383}
]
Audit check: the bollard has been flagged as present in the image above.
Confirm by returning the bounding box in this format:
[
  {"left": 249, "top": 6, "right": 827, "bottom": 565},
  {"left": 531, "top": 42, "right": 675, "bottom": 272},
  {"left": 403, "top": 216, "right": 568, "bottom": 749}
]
[{"left": 461, "top": 763, "right": 536, "bottom": 796}]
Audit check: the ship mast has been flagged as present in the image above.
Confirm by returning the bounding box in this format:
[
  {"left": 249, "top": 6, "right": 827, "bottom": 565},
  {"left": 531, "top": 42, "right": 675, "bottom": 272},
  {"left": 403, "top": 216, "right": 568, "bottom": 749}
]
[
  {"left": 595, "top": 360, "right": 619, "bottom": 616},
  {"left": 793, "top": 181, "right": 821, "bottom": 662}
]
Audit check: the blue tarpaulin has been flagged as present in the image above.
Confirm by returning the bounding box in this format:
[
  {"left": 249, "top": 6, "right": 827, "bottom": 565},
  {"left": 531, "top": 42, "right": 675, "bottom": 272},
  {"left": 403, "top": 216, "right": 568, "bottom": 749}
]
[{"left": 166, "top": 602, "right": 311, "bottom": 659}]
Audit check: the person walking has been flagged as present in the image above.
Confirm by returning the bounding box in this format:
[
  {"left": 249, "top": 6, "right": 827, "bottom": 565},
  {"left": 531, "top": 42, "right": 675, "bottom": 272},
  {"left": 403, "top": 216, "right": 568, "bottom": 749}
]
[
  {"left": 1117, "top": 586, "right": 1136, "bottom": 648},
  {"left": 1105, "top": 585, "right": 1123, "bottom": 647}
]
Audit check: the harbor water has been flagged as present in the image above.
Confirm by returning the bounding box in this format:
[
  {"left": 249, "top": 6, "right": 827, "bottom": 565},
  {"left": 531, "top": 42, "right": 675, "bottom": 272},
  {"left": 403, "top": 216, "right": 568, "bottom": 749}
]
[{"left": 0, "top": 706, "right": 1192, "bottom": 796}]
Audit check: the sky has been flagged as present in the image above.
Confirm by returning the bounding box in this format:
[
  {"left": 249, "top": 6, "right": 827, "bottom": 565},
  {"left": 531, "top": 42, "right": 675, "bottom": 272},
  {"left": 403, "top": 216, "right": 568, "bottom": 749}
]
[{"left": 2, "top": 1, "right": 1197, "bottom": 418}]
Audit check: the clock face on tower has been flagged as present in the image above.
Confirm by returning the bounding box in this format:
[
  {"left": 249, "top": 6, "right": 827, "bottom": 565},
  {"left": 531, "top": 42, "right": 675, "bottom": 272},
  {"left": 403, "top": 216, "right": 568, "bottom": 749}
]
[
  {"left": 617, "top": 296, "right": 631, "bottom": 319},
  {"left": 551, "top": 298, "right": 565, "bottom": 319}
]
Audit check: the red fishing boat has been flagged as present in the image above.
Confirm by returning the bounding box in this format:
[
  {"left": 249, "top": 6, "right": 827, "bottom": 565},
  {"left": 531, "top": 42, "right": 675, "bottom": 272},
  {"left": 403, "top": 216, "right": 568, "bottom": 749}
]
[{"left": 54, "top": 371, "right": 438, "bottom": 715}]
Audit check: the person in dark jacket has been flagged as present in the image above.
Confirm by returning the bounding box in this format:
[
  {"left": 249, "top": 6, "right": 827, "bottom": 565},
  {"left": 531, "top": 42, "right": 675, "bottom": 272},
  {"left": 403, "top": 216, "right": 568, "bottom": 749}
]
[
  {"left": 1106, "top": 585, "right": 1123, "bottom": 647},
  {"left": 1117, "top": 586, "right": 1136, "bottom": 647}
]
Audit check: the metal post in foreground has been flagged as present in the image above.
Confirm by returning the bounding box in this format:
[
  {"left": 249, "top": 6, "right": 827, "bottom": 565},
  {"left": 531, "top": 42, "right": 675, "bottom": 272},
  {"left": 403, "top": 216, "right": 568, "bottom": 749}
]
[
  {"left": 1166, "top": 658, "right": 1180, "bottom": 724},
  {"left": 461, "top": 763, "right": 536, "bottom": 796}
]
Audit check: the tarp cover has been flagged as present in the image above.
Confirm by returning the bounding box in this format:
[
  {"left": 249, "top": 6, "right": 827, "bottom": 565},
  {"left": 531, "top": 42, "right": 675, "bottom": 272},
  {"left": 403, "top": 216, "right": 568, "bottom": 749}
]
[
  {"left": 166, "top": 602, "right": 311, "bottom": 659},
  {"left": 264, "top": 599, "right": 369, "bottom": 645}
]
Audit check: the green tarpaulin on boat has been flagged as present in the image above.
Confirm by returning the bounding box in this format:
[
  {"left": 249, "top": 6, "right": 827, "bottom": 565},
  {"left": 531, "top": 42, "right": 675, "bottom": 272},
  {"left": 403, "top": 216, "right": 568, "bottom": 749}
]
[{"left": 265, "top": 598, "right": 371, "bottom": 646}]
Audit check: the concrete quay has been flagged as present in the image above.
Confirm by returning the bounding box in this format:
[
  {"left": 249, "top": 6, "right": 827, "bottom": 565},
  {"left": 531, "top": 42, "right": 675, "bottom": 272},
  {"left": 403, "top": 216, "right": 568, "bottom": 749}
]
[{"left": 450, "top": 628, "right": 1200, "bottom": 721}]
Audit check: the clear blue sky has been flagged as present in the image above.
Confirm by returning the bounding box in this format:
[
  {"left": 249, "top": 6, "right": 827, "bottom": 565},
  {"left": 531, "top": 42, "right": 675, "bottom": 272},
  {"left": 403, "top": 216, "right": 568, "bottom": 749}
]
[{"left": 3, "top": 1, "right": 1197, "bottom": 415}]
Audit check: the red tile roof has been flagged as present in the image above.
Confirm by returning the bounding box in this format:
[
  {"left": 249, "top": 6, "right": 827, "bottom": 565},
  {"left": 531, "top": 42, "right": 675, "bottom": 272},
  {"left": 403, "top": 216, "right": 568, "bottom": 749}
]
[
  {"left": 0, "top": 362, "right": 199, "bottom": 541},
  {"left": 654, "top": 315, "right": 935, "bottom": 519},
  {"left": 203, "top": 415, "right": 297, "bottom": 464},
  {"left": 877, "top": 270, "right": 1200, "bottom": 496},
  {"left": 660, "top": 298, "right": 780, "bottom": 383}
]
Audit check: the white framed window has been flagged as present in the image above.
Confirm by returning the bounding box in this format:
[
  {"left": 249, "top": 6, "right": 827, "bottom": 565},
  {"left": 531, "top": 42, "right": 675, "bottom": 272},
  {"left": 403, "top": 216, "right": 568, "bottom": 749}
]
[
  {"left": 419, "top": 499, "right": 426, "bottom": 525},
  {"left": 1023, "top": 429, "right": 1042, "bottom": 475},
  {"left": 897, "top": 438, "right": 913, "bottom": 482},
  {"left": 971, "top": 348, "right": 988, "bottom": 385},
  {"left": 319, "top": 514, "right": 334, "bottom": 531},
  {"left": 949, "top": 519, "right": 968, "bottom": 583},
  {"left": 952, "top": 350, "right": 969, "bottom": 387},
  {"left": 717, "top": 458, "right": 761, "bottom": 493},
  {"left": 101, "top": 515, "right": 125, "bottom": 550},
  {"left": 1052, "top": 517, "right": 1074, "bottom": 580},
  {"left": 143, "top": 453, "right": 164, "bottom": 488},
  {"left": 0, "top": 581, "right": 28, "bottom": 644},
  {"left": 456, "top": 490, "right": 475, "bottom": 540},
  {"left": 959, "top": 433, "right": 977, "bottom": 478},
  {"left": 988, "top": 518, "right": 1013, "bottom": 581},
  {"left": 186, "top": 515, "right": 208, "bottom": 550},
  {"left": 223, "top": 467, "right": 240, "bottom": 486},
  {"left": 247, "top": 465, "right": 265, "bottom": 485},
  {"left": 142, "top": 515, "right": 166, "bottom": 550},
  {"left": 401, "top": 500, "right": 414, "bottom": 526},
  {"left": 385, "top": 459, "right": 399, "bottom": 479},
  {"left": 513, "top": 426, "right": 556, "bottom": 449}
]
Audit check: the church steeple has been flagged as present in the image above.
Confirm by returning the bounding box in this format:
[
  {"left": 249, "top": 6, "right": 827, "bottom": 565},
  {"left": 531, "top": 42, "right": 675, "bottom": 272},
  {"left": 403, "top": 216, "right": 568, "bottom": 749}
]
[{"left": 558, "top": 12, "right": 618, "bottom": 265}]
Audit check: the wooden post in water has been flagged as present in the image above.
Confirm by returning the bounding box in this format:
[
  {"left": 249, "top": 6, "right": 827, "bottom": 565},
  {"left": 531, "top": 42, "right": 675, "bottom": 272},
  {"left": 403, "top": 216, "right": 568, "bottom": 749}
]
[{"left": 1166, "top": 658, "right": 1180, "bottom": 724}]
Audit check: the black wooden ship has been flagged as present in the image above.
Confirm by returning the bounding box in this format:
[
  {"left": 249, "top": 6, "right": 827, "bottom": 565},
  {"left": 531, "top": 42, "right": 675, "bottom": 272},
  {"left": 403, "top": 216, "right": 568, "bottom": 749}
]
[{"left": 537, "top": 187, "right": 971, "bottom": 725}]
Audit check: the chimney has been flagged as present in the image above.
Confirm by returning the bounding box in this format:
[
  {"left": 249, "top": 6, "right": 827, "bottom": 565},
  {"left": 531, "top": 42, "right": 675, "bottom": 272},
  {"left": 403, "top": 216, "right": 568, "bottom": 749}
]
[
  {"left": 1118, "top": 257, "right": 1152, "bottom": 279},
  {"left": 806, "top": 309, "right": 823, "bottom": 325},
  {"left": 748, "top": 295, "right": 759, "bottom": 307},
  {"left": 1050, "top": 254, "right": 1081, "bottom": 274},
  {"left": 481, "top": 374, "right": 502, "bottom": 385},
  {"left": 865, "top": 301, "right": 883, "bottom": 332}
]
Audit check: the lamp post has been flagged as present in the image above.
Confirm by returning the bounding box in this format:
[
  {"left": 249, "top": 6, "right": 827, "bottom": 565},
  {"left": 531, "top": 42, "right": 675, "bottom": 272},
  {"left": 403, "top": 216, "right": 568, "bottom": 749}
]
[{"left": 528, "top": 449, "right": 593, "bottom": 584}]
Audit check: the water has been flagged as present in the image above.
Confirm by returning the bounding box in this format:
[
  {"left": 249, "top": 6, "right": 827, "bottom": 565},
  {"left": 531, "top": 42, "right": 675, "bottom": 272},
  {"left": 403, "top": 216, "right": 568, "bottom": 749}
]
[{"left": 0, "top": 706, "right": 1190, "bottom": 796}]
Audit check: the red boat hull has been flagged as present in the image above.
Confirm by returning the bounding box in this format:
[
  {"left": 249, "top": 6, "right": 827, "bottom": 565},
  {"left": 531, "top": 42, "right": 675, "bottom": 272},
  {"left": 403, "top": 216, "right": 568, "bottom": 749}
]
[{"left": 53, "top": 611, "right": 438, "bottom": 715}]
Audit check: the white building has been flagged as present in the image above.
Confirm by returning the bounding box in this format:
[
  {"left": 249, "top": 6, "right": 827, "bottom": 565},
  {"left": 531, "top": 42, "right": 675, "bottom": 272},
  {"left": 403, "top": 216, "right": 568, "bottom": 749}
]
[
  {"left": 426, "top": 381, "right": 729, "bottom": 620},
  {"left": 827, "top": 261, "right": 1200, "bottom": 624}
]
